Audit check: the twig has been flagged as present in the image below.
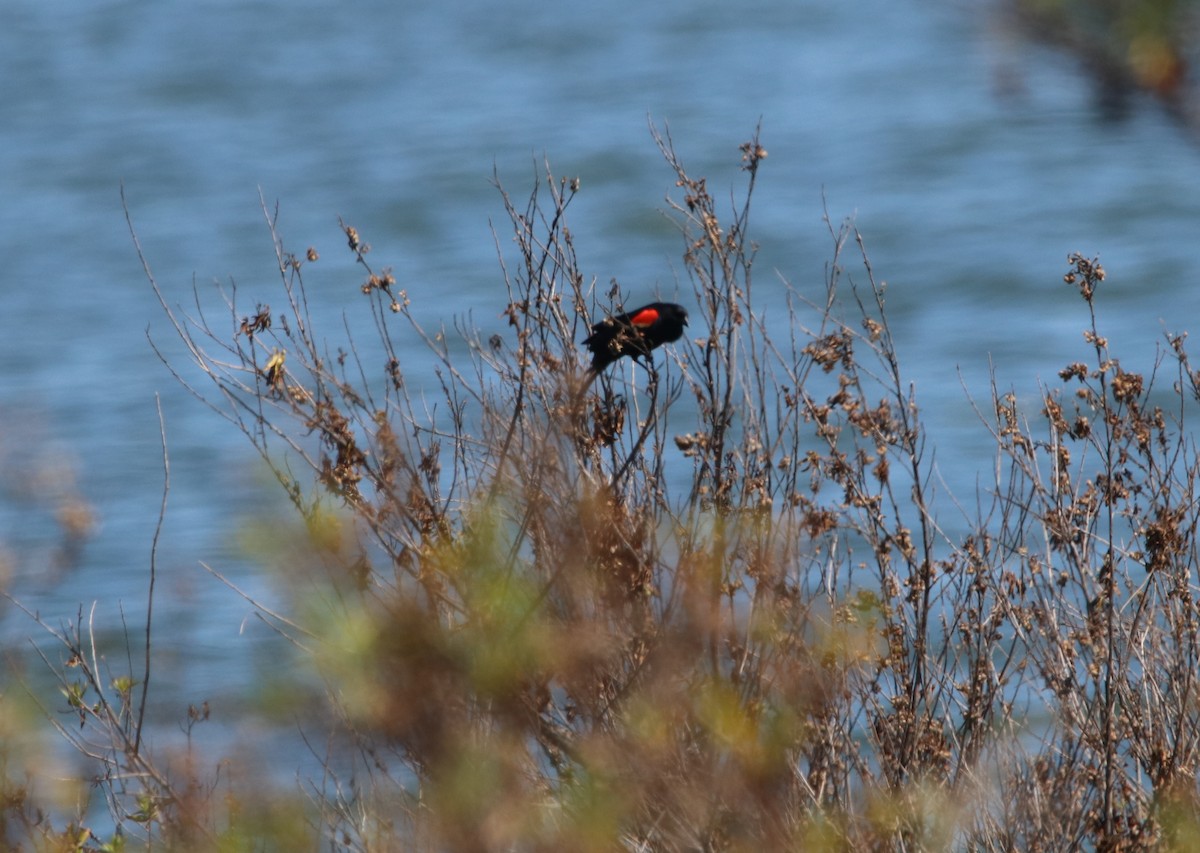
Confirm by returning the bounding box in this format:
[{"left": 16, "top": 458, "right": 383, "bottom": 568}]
[{"left": 134, "top": 395, "right": 169, "bottom": 756}]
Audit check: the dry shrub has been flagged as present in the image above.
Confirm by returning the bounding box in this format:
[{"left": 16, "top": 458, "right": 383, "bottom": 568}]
[{"left": 7, "top": 126, "right": 1200, "bottom": 851}]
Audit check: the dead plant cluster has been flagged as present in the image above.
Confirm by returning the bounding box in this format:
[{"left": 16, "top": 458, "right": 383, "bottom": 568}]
[{"left": 6, "top": 126, "right": 1200, "bottom": 851}]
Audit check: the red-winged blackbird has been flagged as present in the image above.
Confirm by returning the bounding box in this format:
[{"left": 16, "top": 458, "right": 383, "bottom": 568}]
[{"left": 582, "top": 302, "right": 689, "bottom": 379}]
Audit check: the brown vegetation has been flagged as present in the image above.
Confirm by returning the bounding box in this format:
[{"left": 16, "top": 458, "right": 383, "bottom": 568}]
[{"left": 5, "top": 125, "right": 1200, "bottom": 850}]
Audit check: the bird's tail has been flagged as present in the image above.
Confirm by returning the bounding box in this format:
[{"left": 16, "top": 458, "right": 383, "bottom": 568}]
[{"left": 569, "top": 365, "right": 600, "bottom": 408}]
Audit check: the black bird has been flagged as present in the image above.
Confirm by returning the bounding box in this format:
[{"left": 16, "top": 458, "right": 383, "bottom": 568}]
[{"left": 582, "top": 302, "right": 688, "bottom": 379}]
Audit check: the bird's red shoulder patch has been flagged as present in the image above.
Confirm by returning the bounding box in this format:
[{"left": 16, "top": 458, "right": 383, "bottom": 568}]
[{"left": 629, "top": 307, "right": 660, "bottom": 326}]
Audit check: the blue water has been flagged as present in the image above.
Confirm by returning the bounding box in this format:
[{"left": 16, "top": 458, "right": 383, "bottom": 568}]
[{"left": 4, "top": 0, "right": 1200, "bottom": 817}]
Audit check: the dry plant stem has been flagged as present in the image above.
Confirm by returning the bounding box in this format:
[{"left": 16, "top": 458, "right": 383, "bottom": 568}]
[
  {"left": 486, "top": 166, "right": 577, "bottom": 505},
  {"left": 199, "top": 561, "right": 315, "bottom": 648},
  {"left": 134, "top": 393, "right": 168, "bottom": 758},
  {"left": 851, "top": 230, "right": 941, "bottom": 775}
]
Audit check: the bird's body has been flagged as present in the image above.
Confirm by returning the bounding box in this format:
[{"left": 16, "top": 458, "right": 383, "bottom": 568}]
[{"left": 582, "top": 301, "right": 688, "bottom": 377}]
